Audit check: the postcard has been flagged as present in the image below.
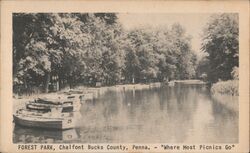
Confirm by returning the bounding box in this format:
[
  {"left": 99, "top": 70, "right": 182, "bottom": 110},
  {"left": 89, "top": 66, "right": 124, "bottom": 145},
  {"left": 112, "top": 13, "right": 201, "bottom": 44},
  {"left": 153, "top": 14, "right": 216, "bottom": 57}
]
[{"left": 0, "top": 0, "right": 249, "bottom": 152}]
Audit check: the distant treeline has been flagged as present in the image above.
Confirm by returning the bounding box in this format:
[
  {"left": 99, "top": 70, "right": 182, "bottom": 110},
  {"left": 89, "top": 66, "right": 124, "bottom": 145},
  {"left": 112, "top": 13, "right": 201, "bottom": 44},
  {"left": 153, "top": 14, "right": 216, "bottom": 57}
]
[{"left": 13, "top": 13, "right": 238, "bottom": 93}]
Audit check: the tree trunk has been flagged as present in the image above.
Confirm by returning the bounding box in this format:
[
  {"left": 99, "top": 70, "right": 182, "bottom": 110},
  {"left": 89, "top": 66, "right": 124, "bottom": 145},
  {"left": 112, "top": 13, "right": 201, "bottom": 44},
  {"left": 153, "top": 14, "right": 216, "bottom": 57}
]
[{"left": 44, "top": 72, "right": 51, "bottom": 93}]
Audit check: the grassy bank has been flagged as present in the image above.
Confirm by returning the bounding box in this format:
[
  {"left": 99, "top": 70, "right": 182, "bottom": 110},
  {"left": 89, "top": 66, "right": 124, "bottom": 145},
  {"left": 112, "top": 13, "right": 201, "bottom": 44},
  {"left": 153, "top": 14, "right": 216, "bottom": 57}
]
[{"left": 211, "top": 80, "right": 239, "bottom": 96}]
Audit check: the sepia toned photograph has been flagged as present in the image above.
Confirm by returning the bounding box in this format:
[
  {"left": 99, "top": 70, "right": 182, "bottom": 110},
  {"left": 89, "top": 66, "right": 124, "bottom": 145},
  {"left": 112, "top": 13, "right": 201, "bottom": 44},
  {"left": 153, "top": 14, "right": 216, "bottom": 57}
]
[{"left": 12, "top": 12, "right": 239, "bottom": 144}]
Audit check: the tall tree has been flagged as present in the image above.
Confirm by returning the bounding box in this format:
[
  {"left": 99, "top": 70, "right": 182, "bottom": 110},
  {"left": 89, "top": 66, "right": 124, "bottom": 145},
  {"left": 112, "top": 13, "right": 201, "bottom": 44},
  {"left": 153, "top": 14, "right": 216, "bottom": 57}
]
[
  {"left": 13, "top": 13, "right": 87, "bottom": 92},
  {"left": 13, "top": 13, "right": 64, "bottom": 92},
  {"left": 201, "top": 13, "right": 239, "bottom": 82},
  {"left": 79, "top": 14, "right": 125, "bottom": 85}
]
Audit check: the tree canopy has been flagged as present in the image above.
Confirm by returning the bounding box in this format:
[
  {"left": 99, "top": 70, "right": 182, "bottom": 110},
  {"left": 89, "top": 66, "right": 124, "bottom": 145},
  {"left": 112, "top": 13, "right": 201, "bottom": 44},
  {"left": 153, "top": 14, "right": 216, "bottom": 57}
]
[{"left": 13, "top": 13, "right": 198, "bottom": 93}]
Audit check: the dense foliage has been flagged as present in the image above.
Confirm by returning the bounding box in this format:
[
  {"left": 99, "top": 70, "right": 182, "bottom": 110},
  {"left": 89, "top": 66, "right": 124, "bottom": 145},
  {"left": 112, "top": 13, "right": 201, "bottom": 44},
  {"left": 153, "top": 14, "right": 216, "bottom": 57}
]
[
  {"left": 13, "top": 13, "right": 197, "bottom": 93},
  {"left": 200, "top": 13, "right": 239, "bottom": 83},
  {"left": 211, "top": 80, "right": 238, "bottom": 96}
]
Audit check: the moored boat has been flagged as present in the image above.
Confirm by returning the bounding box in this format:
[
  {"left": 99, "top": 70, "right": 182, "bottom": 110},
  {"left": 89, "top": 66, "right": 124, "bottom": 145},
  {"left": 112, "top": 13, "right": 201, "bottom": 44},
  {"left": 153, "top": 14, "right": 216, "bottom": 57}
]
[
  {"left": 14, "top": 95, "right": 82, "bottom": 130},
  {"left": 13, "top": 109, "right": 76, "bottom": 130},
  {"left": 63, "top": 89, "right": 95, "bottom": 102},
  {"left": 26, "top": 97, "right": 80, "bottom": 112}
]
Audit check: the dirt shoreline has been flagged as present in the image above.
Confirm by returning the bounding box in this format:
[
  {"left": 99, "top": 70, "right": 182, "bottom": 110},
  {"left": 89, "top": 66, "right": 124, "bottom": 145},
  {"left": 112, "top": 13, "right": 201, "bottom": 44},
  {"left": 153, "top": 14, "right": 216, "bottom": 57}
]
[{"left": 13, "top": 80, "right": 206, "bottom": 110}]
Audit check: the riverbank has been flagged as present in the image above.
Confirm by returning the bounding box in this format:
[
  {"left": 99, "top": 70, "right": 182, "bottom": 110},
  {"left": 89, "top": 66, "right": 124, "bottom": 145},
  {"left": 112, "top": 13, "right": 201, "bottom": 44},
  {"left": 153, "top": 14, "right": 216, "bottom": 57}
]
[
  {"left": 211, "top": 80, "right": 238, "bottom": 96},
  {"left": 14, "top": 82, "right": 162, "bottom": 97},
  {"left": 14, "top": 80, "right": 207, "bottom": 98},
  {"left": 13, "top": 80, "right": 206, "bottom": 110},
  {"left": 13, "top": 82, "right": 163, "bottom": 109},
  {"left": 210, "top": 80, "right": 238, "bottom": 112},
  {"left": 170, "top": 79, "right": 207, "bottom": 85}
]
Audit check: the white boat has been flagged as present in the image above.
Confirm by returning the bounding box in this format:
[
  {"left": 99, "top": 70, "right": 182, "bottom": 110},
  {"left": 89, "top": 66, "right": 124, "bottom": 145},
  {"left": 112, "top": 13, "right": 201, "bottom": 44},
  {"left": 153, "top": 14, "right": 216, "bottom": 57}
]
[
  {"left": 13, "top": 91, "right": 83, "bottom": 130},
  {"left": 13, "top": 108, "right": 76, "bottom": 130}
]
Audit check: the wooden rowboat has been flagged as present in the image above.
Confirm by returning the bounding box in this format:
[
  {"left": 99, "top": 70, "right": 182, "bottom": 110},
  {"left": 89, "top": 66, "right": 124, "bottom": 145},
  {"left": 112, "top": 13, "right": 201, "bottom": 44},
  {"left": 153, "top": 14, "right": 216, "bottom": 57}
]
[
  {"left": 13, "top": 109, "right": 75, "bottom": 130},
  {"left": 26, "top": 98, "right": 80, "bottom": 112}
]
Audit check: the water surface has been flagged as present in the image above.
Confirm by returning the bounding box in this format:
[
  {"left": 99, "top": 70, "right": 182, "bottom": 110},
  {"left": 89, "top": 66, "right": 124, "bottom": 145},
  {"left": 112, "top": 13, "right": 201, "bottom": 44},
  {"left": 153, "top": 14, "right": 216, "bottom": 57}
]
[{"left": 13, "top": 83, "right": 238, "bottom": 143}]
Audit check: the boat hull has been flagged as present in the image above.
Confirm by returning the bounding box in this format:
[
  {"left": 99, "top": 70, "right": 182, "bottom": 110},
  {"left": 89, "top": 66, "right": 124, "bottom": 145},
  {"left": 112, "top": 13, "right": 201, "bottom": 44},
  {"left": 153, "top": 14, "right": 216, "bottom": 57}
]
[
  {"left": 26, "top": 104, "right": 74, "bottom": 112},
  {"left": 13, "top": 114, "right": 74, "bottom": 130}
]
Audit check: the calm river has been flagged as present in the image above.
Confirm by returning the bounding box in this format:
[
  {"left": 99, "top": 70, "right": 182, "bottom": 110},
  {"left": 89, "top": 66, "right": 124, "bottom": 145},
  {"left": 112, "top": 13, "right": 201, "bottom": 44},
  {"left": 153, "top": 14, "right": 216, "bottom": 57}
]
[{"left": 13, "top": 83, "right": 238, "bottom": 143}]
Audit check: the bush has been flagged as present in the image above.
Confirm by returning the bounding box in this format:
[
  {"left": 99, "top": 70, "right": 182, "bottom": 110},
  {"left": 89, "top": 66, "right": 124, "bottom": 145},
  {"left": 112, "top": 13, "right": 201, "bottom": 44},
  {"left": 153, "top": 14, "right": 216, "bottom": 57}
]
[
  {"left": 231, "top": 66, "right": 239, "bottom": 80},
  {"left": 211, "top": 80, "right": 238, "bottom": 96}
]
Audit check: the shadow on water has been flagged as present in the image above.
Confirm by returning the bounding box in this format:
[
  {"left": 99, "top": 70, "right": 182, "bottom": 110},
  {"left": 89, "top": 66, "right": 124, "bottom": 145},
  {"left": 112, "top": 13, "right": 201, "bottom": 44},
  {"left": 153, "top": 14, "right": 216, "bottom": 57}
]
[
  {"left": 13, "top": 124, "right": 80, "bottom": 143},
  {"left": 13, "top": 83, "right": 238, "bottom": 143}
]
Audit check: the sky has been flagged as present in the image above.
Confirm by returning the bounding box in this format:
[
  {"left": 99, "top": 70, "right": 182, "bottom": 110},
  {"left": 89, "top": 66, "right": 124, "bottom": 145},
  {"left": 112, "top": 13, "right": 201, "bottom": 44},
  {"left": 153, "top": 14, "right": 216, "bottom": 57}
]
[{"left": 117, "top": 13, "right": 212, "bottom": 58}]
